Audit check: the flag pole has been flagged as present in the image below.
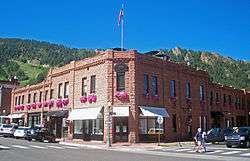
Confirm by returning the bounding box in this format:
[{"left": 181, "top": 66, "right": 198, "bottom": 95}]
[{"left": 121, "top": 16, "right": 124, "bottom": 51}]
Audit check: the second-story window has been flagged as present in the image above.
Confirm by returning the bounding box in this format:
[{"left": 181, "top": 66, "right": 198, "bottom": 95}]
[
  {"left": 82, "top": 77, "right": 87, "bottom": 96},
  {"left": 64, "top": 82, "right": 69, "bottom": 98},
  {"left": 117, "top": 72, "right": 125, "bottom": 92},
  {"left": 228, "top": 95, "right": 232, "bottom": 105},
  {"left": 50, "top": 89, "right": 54, "bottom": 99},
  {"left": 170, "top": 80, "right": 176, "bottom": 97},
  {"left": 143, "top": 74, "right": 149, "bottom": 95},
  {"left": 223, "top": 94, "right": 226, "bottom": 104},
  {"left": 199, "top": 83, "right": 205, "bottom": 101},
  {"left": 21, "top": 95, "right": 25, "bottom": 104},
  {"left": 90, "top": 75, "right": 96, "bottom": 93},
  {"left": 58, "top": 83, "right": 63, "bottom": 98},
  {"left": 15, "top": 96, "right": 18, "bottom": 106},
  {"left": 18, "top": 96, "right": 21, "bottom": 105},
  {"left": 28, "top": 94, "right": 31, "bottom": 103},
  {"left": 152, "top": 75, "right": 158, "bottom": 96},
  {"left": 186, "top": 82, "right": 191, "bottom": 99},
  {"left": 210, "top": 91, "right": 213, "bottom": 105},
  {"left": 33, "top": 93, "right": 37, "bottom": 103},
  {"left": 216, "top": 92, "right": 219, "bottom": 102},
  {"left": 39, "top": 92, "right": 42, "bottom": 102},
  {"left": 45, "top": 90, "right": 48, "bottom": 101}
]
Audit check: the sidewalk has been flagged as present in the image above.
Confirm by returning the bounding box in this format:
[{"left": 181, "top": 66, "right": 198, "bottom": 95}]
[{"left": 59, "top": 139, "right": 194, "bottom": 151}]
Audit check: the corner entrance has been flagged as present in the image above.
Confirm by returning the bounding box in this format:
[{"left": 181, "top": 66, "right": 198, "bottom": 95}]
[{"left": 113, "top": 117, "right": 128, "bottom": 142}]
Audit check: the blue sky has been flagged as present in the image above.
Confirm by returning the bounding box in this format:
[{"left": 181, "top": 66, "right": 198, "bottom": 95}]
[{"left": 0, "top": 0, "right": 249, "bottom": 60}]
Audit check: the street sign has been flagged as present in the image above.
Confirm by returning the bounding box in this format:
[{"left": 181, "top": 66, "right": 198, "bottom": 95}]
[{"left": 157, "top": 116, "right": 163, "bottom": 124}]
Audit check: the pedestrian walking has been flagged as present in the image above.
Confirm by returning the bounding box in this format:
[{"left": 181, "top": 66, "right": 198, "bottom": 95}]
[{"left": 194, "top": 128, "right": 205, "bottom": 153}]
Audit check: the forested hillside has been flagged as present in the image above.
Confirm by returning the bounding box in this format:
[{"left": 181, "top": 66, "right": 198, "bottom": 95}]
[
  {"left": 0, "top": 38, "right": 249, "bottom": 90},
  {"left": 0, "top": 38, "right": 96, "bottom": 86},
  {"left": 149, "top": 47, "right": 250, "bottom": 90}
]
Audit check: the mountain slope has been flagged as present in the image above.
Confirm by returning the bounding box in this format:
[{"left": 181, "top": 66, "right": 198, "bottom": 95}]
[
  {"left": 149, "top": 47, "right": 250, "bottom": 90},
  {"left": 0, "top": 38, "right": 96, "bottom": 86}
]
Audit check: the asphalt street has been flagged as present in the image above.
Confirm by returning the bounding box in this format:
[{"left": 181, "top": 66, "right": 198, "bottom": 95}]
[{"left": 0, "top": 137, "right": 249, "bottom": 161}]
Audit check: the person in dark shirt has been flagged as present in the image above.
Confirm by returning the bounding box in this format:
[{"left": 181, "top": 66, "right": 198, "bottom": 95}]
[{"left": 194, "top": 128, "right": 205, "bottom": 152}]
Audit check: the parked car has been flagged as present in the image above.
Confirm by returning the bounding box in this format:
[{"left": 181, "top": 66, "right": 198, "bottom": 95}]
[
  {"left": 14, "top": 127, "right": 30, "bottom": 139},
  {"left": 226, "top": 127, "right": 250, "bottom": 148},
  {"left": 206, "top": 127, "right": 235, "bottom": 143},
  {"left": 0, "top": 124, "right": 18, "bottom": 137},
  {"left": 25, "top": 127, "right": 56, "bottom": 143}
]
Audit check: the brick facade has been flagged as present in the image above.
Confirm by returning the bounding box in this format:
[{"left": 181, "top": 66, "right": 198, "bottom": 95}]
[
  {"left": 11, "top": 50, "right": 250, "bottom": 143},
  {"left": 0, "top": 79, "right": 19, "bottom": 118}
]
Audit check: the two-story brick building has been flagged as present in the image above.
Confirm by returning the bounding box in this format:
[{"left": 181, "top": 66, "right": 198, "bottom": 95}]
[
  {"left": 11, "top": 50, "right": 250, "bottom": 143},
  {"left": 0, "top": 79, "right": 19, "bottom": 124}
]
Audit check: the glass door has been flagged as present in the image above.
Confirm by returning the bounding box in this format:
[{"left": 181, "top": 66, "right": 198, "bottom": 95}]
[{"left": 114, "top": 117, "right": 128, "bottom": 142}]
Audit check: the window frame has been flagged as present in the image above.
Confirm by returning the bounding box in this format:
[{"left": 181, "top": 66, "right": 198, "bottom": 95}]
[
  {"left": 90, "top": 75, "right": 96, "bottom": 94},
  {"left": 152, "top": 75, "right": 158, "bottom": 96},
  {"left": 64, "top": 82, "right": 69, "bottom": 98}
]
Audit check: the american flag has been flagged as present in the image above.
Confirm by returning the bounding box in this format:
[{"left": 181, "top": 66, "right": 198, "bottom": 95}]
[{"left": 118, "top": 6, "right": 124, "bottom": 26}]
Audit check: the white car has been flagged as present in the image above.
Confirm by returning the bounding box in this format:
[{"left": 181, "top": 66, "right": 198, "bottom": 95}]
[
  {"left": 0, "top": 124, "right": 18, "bottom": 137},
  {"left": 14, "top": 127, "right": 30, "bottom": 138}
]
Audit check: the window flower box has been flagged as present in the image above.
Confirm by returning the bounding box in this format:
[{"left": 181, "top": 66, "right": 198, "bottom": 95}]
[
  {"left": 26, "top": 104, "right": 31, "bottom": 110},
  {"left": 20, "top": 105, "right": 25, "bottom": 111},
  {"left": 43, "top": 101, "right": 48, "bottom": 107},
  {"left": 62, "top": 98, "right": 69, "bottom": 106},
  {"left": 56, "top": 99, "right": 63, "bottom": 108},
  {"left": 80, "top": 96, "right": 87, "bottom": 103},
  {"left": 37, "top": 102, "right": 42, "bottom": 108},
  {"left": 151, "top": 95, "right": 159, "bottom": 101},
  {"left": 31, "top": 103, "right": 37, "bottom": 109},
  {"left": 115, "top": 91, "right": 128, "bottom": 101},
  {"left": 88, "top": 94, "right": 97, "bottom": 103},
  {"left": 48, "top": 100, "right": 54, "bottom": 108},
  {"left": 15, "top": 105, "right": 20, "bottom": 111},
  {"left": 170, "top": 96, "right": 177, "bottom": 102}
]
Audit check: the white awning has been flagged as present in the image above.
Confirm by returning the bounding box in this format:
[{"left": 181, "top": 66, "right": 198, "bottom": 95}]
[
  {"left": 112, "top": 106, "right": 129, "bottom": 117},
  {"left": 7, "top": 113, "right": 24, "bottom": 119},
  {"left": 139, "top": 106, "right": 170, "bottom": 117},
  {"left": 0, "top": 116, "right": 9, "bottom": 119},
  {"left": 68, "top": 107, "right": 102, "bottom": 120}
]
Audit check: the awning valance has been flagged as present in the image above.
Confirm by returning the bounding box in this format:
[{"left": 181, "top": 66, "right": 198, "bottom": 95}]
[
  {"left": 46, "top": 110, "right": 68, "bottom": 118},
  {"left": 68, "top": 107, "right": 102, "bottom": 120},
  {"left": 112, "top": 106, "right": 129, "bottom": 117},
  {"left": 8, "top": 113, "right": 24, "bottom": 119},
  {"left": 139, "top": 106, "right": 170, "bottom": 117}
]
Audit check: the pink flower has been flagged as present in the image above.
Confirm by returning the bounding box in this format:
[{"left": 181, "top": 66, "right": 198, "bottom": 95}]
[
  {"left": 80, "top": 96, "right": 87, "bottom": 103},
  {"left": 20, "top": 105, "right": 25, "bottom": 111},
  {"left": 56, "top": 99, "right": 63, "bottom": 108},
  {"left": 15, "top": 105, "right": 20, "bottom": 111},
  {"left": 26, "top": 104, "right": 31, "bottom": 110},
  {"left": 88, "top": 95, "right": 93, "bottom": 103},
  {"left": 115, "top": 91, "right": 129, "bottom": 100},
  {"left": 37, "top": 102, "right": 42, "bottom": 108},
  {"left": 48, "top": 100, "right": 54, "bottom": 108},
  {"left": 91, "top": 95, "right": 97, "bottom": 103},
  {"left": 62, "top": 99, "right": 69, "bottom": 106},
  {"left": 43, "top": 101, "right": 48, "bottom": 107},
  {"left": 31, "top": 103, "right": 37, "bottom": 109}
]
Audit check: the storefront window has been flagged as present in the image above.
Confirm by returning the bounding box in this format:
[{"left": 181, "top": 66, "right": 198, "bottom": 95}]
[
  {"left": 139, "top": 118, "right": 147, "bottom": 134},
  {"left": 139, "top": 117, "right": 163, "bottom": 134},
  {"left": 74, "top": 120, "right": 83, "bottom": 134},
  {"left": 73, "top": 119, "right": 104, "bottom": 135},
  {"left": 92, "top": 119, "right": 103, "bottom": 135}
]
